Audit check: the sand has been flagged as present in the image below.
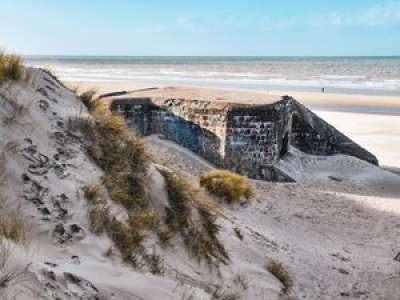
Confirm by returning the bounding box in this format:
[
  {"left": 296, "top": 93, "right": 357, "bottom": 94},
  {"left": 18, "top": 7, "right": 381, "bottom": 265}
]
[
  {"left": 316, "top": 110, "right": 400, "bottom": 169},
  {"left": 68, "top": 80, "right": 400, "bottom": 110},
  {"left": 145, "top": 135, "right": 400, "bottom": 300}
]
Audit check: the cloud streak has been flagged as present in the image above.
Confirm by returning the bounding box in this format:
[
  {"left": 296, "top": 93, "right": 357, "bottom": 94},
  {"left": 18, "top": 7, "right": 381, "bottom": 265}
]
[{"left": 313, "top": 1, "right": 400, "bottom": 27}]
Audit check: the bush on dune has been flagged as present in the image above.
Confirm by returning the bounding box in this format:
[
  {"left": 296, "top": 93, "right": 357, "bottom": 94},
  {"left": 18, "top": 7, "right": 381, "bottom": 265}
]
[{"left": 200, "top": 170, "right": 253, "bottom": 204}]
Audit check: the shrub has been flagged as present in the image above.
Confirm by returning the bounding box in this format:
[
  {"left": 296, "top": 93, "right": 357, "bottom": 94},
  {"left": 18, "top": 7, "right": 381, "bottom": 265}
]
[
  {"left": 0, "top": 52, "right": 24, "bottom": 83},
  {"left": 200, "top": 170, "right": 253, "bottom": 204},
  {"left": 265, "top": 259, "right": 293, "bottom": 293}
]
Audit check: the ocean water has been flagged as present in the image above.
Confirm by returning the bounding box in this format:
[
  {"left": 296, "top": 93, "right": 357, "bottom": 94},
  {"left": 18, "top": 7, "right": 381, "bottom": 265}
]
[{"left": 24, "top": 56, "right": 400, "bottom": 96}]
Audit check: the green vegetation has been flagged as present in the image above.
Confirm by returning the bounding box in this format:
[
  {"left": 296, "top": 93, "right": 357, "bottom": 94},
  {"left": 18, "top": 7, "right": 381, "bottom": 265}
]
[
  {"left": 161, "top": 170, "right": 229, "bottom": 266},
  {"left": 0, "top": 52, "right": 24, "bottom": 84},
  {"left": 199, "top": 170, "right": 253, "bottom": 204},
  {"left": 265, "top": 259, "right": 293, "bottom": 293}
]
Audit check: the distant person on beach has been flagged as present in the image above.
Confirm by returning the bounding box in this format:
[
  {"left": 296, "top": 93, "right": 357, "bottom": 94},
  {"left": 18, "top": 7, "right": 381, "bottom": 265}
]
[{"left": 321, "top": 87, "right": 325, "bottom": 93}]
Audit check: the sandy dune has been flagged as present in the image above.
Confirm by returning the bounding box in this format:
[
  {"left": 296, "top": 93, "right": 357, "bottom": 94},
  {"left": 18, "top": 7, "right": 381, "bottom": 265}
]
[{"left": 145, "top": 135, "right": 400, "bottom": 300}]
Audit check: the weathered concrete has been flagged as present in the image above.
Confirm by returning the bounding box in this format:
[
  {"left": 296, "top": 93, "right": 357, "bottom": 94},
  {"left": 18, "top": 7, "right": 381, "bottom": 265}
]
[{"left": 106, "top": 87, "right": 378, "bottom": 181}]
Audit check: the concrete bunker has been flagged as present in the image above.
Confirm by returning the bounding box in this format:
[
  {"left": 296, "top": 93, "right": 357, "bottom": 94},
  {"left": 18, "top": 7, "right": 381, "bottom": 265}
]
[{"left": 106, "top": 87, "right": 378, "bottom": 182}]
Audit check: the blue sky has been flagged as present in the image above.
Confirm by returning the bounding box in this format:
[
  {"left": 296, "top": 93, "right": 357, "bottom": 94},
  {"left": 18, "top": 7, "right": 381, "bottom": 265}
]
[{"left": 0, "top": 0, "right": 399, "bottom": 56}]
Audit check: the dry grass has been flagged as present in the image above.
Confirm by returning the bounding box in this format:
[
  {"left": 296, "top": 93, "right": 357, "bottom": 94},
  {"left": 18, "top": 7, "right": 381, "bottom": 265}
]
[
  {"left": 143, "top": 250, "right": 164, "bottom": 275},
  {"left": 104, "top": 211, "right": 160, "bottom": 267},
  {"left": 265, "top": 259, "right": 293, "bottom": 294},
  {"left": 88, "top": 205, "right": 110, "bottom": 235},
  {"left": 0, "top": 52, "right": 24, "bottom": 84},
  {"left": 0, "top": 153, "right": 7, "bottom": 187},
  {"left": 73, "top": 102, "right": 158, "bottom": 268},
  {"left": 200, "top": 170, "right": 253, "bottom": 204},
  {"left": 0, "top": 86, "right": 27, "bottom": 125},
  {"left": 233, "top": 273, "right": 248, "bottom": 290},
  {"left": 70, "top": 106, "right": 149, "bottom": 211},
  {"left": 75, "top": 102, "right": 228, "bottom": 268},
  {"left": 41, "top": 67, "right": 68, "bottom": 89},
  {"left": 79, "top": 89, "right": 101, "bottom": 112},
  {"left": 161, "top": 170, "right": 229, "bottom": 266},
  {"left": 0, "top": 242, "right": 31, "bottom": 295},
  {"left": 0, "top": 201, "right": 28, "bottom": 244},
  {"left": 83, "top": 184, "right": 102, "bottom": 204},
  {"left": 209, "top": 286, "right": 241, "bottom": 300},
  {"left": 84, "top": 180, "right": 160, "bottom": 267}
]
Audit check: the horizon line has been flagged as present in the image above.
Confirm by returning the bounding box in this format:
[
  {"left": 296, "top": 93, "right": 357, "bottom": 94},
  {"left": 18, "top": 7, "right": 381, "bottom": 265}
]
[{"left": 23, "top": 54, "right": 400, "bottom": 58}]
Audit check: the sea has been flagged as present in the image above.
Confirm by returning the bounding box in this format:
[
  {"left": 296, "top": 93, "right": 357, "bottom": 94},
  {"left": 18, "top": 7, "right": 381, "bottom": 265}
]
[{"left": 24, "top": 56, "right": 400, "bottom": 97}]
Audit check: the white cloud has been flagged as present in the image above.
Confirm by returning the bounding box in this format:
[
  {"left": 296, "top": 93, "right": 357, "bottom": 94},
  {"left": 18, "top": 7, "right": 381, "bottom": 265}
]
[{"left": 315, "top": 1, "right": 400, "bottom": 27}]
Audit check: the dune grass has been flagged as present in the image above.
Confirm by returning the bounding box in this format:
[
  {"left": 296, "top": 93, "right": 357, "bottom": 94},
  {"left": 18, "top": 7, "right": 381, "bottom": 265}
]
[
  {"left": 83, "top": 184, "right": 102, "bottom": 204},
  {"left": 42, "top": 67, "right": 68, "bottom": 89},
  {"left": 0, "top": 158, "right": 27, "bottom": 244},
  {"left": 0, "top": 52, "right": 24, "bottom": 84},
  {"left": 0, "top": 203, "right": 28, "bottom": 244},
  {"left": 265, "top": 259, "right": 293, "bottom": 294},
  {"left": 72, "top": 105, "right": 149, "bottom": 211},
  {"left": 79, "top": 89, "right": 101, "bottom": 112},
  {"left": 200, "top": 170, "right": 253, "bottom": 204},
  {"left": 209, "top": 286, "right": 241, "bottom": 300},
  {"left": 161, "top": 170, "right": 229, "bottom": 266},
  {"left": 84, "top": 182, "right": 161, "bottom": 267},
  {"left": 74, "top": 94, "right": 228, "bottom": 267}
]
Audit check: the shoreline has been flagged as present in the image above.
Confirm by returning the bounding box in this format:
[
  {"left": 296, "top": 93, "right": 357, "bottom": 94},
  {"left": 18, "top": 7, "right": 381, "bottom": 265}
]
[{"left": 67, "top": 80, "right": 400, "bottom": 115}]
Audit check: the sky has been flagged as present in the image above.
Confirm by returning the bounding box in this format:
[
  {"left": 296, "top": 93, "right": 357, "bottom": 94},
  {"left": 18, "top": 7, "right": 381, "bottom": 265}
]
[{"left": 0, "top": 0, "right": 399, "bottom": 56}]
